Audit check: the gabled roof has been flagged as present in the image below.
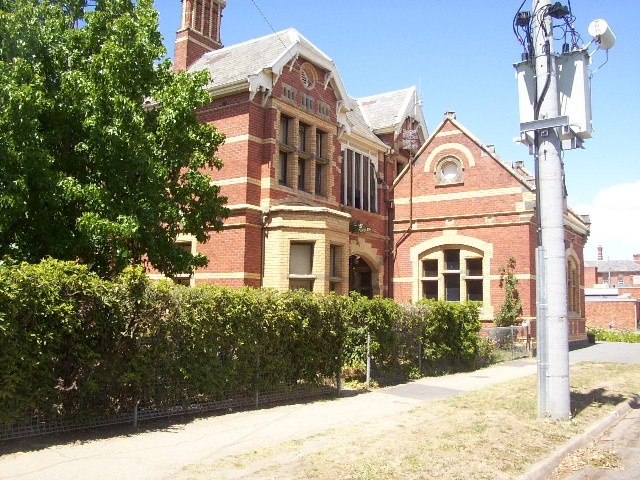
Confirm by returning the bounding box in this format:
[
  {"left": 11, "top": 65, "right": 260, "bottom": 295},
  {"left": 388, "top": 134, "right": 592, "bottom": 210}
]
[
  {"left": 356, "top": 86, "right": 428, "bottom": 143},
  {"left": 188, "top": 28, "right": 348, "bottom": 103},
  {"left": 404, "top": 113, "right": 591, "bottom": 236},
  {"left": 412, "top": 114, "right": 535, "bottom": 192}
]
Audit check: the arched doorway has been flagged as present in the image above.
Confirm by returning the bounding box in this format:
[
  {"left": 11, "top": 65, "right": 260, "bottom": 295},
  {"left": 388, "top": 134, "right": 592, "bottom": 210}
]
[{"left": 349, "top": 255, "right": 373, "bottom": 298}]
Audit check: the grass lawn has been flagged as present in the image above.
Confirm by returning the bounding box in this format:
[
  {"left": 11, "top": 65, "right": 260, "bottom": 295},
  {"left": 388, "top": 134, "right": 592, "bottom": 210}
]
[{"left": 176, "top": 362, "right": 640, "bottom": 480}]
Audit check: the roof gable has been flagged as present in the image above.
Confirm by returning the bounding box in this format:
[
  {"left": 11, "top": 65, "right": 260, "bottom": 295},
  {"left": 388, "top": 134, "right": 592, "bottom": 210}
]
[
  {"left": 356, "top": 86, "right": 428, "bottom": 144},
  {"left": 188, "top": 28, "right": 348, "bottom": 104},
  {"left": 406, "top": 114, "right": 535, "bottom": 191}
]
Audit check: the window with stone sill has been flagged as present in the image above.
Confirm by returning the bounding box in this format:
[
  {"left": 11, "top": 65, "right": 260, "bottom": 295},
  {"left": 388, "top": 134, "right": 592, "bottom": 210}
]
[
  {"left": 420, "top": 249, "right": 485, "bottom": 302},
  {"left": 289, "top": 242, "right": 315, "bottom": 291},
  {"left": 279, "top": 114, "right": 292, "bottom": 145},
  {"left": 282, "top": 84, "right": 296, "bottom": 103}
]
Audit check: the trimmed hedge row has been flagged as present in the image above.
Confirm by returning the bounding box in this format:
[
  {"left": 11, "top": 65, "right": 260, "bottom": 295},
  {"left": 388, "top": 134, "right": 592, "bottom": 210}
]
[
  {"left": 587, "top": 326, "right": 640, "bottom": 343},
  {"left": 0, "top": 259, "right": 489, "bottom": 426}
]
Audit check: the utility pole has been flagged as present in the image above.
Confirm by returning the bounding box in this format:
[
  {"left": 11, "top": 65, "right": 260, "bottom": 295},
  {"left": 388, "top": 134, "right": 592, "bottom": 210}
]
[
  {"left": 531, "top": 0, "right": 570, "bottom": 420},
  {"left": 515, "top": 1, "right": 615, "bottom": 419}
]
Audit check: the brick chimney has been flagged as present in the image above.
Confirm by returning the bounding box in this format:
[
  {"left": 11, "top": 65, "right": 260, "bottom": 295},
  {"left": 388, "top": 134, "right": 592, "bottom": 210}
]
[
  {"left": 597, "top": 245, "right": 603, "bottom": 261},
  {"left": 634, "top": 253, "right": 640, "bottom": 264},
  {"left": 174, "top": 0, "right": 225, "bottom": 72}
]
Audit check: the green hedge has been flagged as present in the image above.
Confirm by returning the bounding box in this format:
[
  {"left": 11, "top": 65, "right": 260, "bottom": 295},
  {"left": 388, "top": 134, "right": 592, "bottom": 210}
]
[
  {"left": 0, "top": 258, "right": 490, "bottom": 427},
  {"left": 418, "top": 300, "right": 484, "bottom": 373},
  {"left": 0, "top": 259, "right": 143, "bottom": 424},
  {"left": 587, "top": 326, "right": 640, "bottom": 343}
]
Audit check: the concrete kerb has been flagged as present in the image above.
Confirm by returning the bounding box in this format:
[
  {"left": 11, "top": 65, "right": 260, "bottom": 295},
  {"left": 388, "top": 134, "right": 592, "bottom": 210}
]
[{"left": 516, "top": 394, "right": 640, "bottom": 480}]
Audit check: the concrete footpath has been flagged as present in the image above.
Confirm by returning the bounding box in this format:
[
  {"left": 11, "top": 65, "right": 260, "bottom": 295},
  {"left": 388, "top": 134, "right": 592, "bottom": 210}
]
[{"left": 1, "top": 342, "right": 639, "bottom": 480}]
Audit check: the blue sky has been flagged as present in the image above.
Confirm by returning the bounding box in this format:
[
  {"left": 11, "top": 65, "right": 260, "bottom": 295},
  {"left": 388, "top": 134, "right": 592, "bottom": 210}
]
[{"left": 153, "top": 0, "right": 639, "bottom": 261}]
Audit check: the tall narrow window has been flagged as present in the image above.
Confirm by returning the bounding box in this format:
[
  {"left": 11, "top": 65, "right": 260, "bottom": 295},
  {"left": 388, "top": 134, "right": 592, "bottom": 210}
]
[
  {"left": 316, "top": 130, "right": 325, "bottom": 159},
  {"left": 345, "top": 150, "right": 353, "bottom": 205},
  {"left": 279, "top": 151, "right": 288, "bottom": 185},
  {"left": 443, "top": 250, "right": 461, "bottom": 301},
  {"left": 421, "top": 259, "right": 438, "bottom": 300},
  {"left": 354, "top": 152, "right": 362, "bottom": 208},
  {"left": 315, "top": 163, "right": 323, "bottom": 195},
  {"left": 465, "top": 258, "right": 483, "bottom": 301},
  {"left": 298, "top": 158, "right": 306, "bottom": 191},
  {"left": 342, "top": 148, "right": 378, "bottom": 213},
  {"left": 567, "top": 258, "right": 580, "bottom": 314},
  {"left": 299, "top": 123, "right": 308, "bottom": 152},
  {"left": 280, "top": 115, "right": 291, "bottom": 145}
]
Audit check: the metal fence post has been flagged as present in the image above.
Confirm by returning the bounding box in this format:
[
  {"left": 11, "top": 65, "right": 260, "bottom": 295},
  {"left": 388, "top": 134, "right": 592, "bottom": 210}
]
[{"left": 366, "top": 331, "right": 371, "bottom": 389}]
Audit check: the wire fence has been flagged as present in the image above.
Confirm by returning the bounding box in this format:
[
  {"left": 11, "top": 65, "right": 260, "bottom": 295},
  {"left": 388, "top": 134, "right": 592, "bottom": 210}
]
[
  {"left": 480, "top": 325, "right": 533, "bottom": 361},
  {"left": 0, "top": 337, "right": 339, "bottom": 442}
]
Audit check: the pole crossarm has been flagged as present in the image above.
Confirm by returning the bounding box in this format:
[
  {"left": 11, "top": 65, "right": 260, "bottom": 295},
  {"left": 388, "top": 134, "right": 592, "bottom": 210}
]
[{"left": 520, "top": 116, "right": 569, "bottom": 133}]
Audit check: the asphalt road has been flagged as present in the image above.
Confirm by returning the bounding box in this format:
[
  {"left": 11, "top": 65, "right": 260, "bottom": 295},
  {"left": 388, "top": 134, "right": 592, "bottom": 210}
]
[{"left": 569, "top": 341, "right": 640, "bottom": 365}]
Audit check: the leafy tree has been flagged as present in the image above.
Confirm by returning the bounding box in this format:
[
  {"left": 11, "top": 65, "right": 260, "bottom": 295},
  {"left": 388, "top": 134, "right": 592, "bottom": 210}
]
[
  {"left": 0, "top": 0, "right": 228, "bottom": 277},
  {"left": 494, "top": 256, "right": 523, "bottom": 327}
]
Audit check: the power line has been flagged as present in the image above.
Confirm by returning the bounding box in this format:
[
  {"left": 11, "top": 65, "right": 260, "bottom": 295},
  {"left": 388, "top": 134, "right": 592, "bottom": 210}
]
[{"left": 249, "top": 0, "right": 288, "bottom": 49}]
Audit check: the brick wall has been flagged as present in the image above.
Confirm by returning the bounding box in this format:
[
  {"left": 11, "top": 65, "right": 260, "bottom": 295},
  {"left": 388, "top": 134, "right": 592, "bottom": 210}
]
[{"left": 586, "top": 300, "right": 639, "bottom": 331}]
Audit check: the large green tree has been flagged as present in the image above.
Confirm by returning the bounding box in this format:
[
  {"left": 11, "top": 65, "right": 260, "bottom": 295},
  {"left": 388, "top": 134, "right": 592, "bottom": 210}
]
[{"left": 0, "top": 0, "right": 228, "bottom": 277}]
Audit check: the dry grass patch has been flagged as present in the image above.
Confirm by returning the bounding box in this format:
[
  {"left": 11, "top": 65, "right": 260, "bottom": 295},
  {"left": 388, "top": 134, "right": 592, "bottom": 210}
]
[{"left": 177, "top": 362, "right": 640, "bottom": 480}]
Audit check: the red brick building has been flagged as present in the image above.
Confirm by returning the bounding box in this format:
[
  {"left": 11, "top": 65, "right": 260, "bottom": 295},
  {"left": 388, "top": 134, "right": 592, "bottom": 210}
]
[
  {"left": 161, "top": 0, "right": 590, "bottom": 338},
  {"left": 391, "top": 113, "right": 589, "bottom": 335}
]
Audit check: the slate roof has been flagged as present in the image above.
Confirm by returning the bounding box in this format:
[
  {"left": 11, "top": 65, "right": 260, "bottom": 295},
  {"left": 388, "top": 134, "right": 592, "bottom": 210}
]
[
  {"left": 188, "top": 27, "right": 420, "bottom": 151},
  {"left": 344, "top": 96, "right": 387, "bottom": 147},
  {"left": 357, "top": 87, "right": 416, "bottom": 130},
  {"left": 188, "top": 28, "right": 336, "bottom": 91},
  {"left": 356, "top": 87, "right": 428, "bottom": 142},
  {"left": 584, "top": 260, "right": 640, "bottom": 272}
]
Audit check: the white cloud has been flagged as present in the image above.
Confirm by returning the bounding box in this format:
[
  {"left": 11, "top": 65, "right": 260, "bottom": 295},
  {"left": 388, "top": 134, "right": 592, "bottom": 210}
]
[{"left": 576, "top": 180, "right": 640, "bottom": 261}]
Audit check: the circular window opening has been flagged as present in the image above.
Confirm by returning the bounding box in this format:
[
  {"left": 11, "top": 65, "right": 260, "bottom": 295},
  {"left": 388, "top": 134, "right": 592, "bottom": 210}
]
[
  {"left": 300, "top": 65, "right": 315, "bottom": 89},
  {"left": 440, "top": 161, "right": 459, "bottom": 180}
]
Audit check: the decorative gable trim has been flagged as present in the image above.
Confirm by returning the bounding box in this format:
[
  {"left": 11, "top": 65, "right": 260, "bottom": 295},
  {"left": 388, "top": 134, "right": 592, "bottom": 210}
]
[{"left": 423, "top": 143, "right": 476, "bottom": 173}]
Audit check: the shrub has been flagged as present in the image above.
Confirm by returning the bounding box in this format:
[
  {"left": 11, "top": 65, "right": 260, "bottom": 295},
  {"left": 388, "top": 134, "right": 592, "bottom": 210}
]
[
  {"left": 495, "top": 256, "right": 523, "bottom": 327},
  {"left": 418, "top": 300, "right": 483, "bottom": 373},
  {"left": 587, "top": 327, "right": 640, "bottom": 343}
]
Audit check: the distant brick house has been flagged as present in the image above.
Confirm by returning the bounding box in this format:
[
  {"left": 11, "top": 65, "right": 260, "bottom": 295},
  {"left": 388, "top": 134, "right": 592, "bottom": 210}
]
[
  {"left": 157, "top": 0, "right": 591, "bottom": 340},
  {"left": 584, "top": 248, "right": 640, "bottom": 330}
]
